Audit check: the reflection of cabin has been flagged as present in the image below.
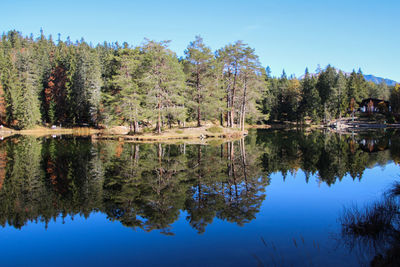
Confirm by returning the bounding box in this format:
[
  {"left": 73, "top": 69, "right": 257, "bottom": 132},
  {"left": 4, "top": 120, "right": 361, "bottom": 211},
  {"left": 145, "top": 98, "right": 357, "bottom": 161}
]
[
  {"left": 359, "top": 98, "right": 391, "bottom": 113},
  {"left": 358, "top": 138, "right": 390, "bottom": 153}
]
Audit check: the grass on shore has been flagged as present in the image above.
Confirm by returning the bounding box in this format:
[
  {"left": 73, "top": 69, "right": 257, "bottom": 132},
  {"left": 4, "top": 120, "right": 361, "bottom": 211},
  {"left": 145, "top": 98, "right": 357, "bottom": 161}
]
[
  {"left": 97, "top": 124, "right": 246, "bottom": 142},
  {"left": 0, "top": 123, "right": 247, "bottom": 142}
]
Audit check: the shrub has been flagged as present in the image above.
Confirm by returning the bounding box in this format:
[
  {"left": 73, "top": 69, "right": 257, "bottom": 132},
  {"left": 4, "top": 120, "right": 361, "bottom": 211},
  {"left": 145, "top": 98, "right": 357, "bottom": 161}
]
[
  {"left": 206, "top": 126, "right": 223, "bottom": 134},
  {"left": 142, "top": 127, "right": 153, "bottom": 133}
]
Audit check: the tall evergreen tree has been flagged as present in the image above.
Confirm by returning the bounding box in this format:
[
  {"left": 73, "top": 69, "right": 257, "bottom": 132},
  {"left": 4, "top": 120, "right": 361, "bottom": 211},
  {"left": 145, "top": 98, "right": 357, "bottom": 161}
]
[
  {"left": 69, "top": 41, "right": 102, "bottom": 125},
  {"left": 11, "top": 47, "right": 42, "bottom": 128},
  {"left": 299, "top": 68, "right": 320, "bottom": 122},
  {"left": 111, "top": 46, "right": 143, "bottom": 133},
  {"left": 316, "top": 65, "right": 337, "bottom": 121},
  {"left": 140, "top": 40, "right": 186, "bottom": 133},
  {"left": 216, "top": 41, "right": 263, "bottom": 128},
  {"left": 334, "top": 71, "right": 348, "bottom": 119},
  {"left": 183, "top": 36, "right": 217, "bottom": 127}
]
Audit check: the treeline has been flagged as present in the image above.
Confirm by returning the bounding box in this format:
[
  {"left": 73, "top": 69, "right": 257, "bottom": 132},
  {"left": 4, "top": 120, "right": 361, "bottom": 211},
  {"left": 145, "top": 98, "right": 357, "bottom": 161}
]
[
  {"left": 263, "top": 67, "right": 396, "bottom": 123},
  {"left": 0, "top": 30, "right": 398, "bottom": 130},
  {"left": 0, "top": 30, "right": 263, "bottom": 131}
]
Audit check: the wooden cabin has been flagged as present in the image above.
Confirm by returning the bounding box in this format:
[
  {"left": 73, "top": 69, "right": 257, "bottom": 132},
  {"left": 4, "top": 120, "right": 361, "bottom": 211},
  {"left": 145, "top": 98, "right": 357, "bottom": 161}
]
[{"left": 359, "top": 98, "right": 391, "bottom": 113}]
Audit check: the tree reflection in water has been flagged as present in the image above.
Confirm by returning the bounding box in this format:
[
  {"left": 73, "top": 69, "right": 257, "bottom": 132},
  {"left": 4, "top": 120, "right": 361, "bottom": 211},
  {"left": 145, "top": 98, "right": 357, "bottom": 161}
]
[
  {"left": 0, "top": 135, "right": 268, "bottom": 234},
  {"left": 0, "top": 129, "right": 400, "bottom": 234}
]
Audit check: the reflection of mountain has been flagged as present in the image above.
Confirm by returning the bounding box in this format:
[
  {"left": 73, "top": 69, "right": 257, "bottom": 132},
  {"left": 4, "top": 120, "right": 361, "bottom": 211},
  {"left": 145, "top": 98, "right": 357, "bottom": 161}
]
[{"left": 0, "top": 130, "right": 400, "bottom": 232}]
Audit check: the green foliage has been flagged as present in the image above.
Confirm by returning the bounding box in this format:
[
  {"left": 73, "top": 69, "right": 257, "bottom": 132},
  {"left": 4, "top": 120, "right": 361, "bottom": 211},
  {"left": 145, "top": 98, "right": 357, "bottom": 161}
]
[
  {"left": 9, "top": 47, "right": 41, "bottom": 128},
  {"left": 206, "top": 125, "right": 223, "bottom": 133},
  {"left": 0, "top": 130, "right": 398, "bottom": 233},
  {"left": 390, "top": 84, "right": 400, "bottom": 114},
  {"left": 0, "top": 137, "right": 269, "bottom": 233},
  {"left": 140, "top": 40, "right": 186, "bottom": 133},
  {"left": 183, "top": 36, "right": 220, "bottom": 127},
  {"left": 0, "top": 30, "right": 394, "bottom": 129},
  {"left": 216, "top": 41, "right": 264, "bottom": 129}
]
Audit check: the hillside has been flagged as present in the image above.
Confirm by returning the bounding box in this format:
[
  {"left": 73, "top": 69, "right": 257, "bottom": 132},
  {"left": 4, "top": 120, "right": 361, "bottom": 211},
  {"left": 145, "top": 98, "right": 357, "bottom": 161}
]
[
  {"left": 299, "top": 70, "right": 398, "bottom": 86},
  {"left": 363, "top": 75, "right": 397, "bottom": 86}
]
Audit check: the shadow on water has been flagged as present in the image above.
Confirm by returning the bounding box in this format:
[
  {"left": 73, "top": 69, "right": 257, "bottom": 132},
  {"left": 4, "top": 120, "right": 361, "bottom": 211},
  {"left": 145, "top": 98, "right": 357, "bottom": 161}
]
[
  {"left": 338, "top": 181, "right": 400, "bottom": 266},
  {"left": 0, "top": 129, "right": 400, "bottom": 237}
]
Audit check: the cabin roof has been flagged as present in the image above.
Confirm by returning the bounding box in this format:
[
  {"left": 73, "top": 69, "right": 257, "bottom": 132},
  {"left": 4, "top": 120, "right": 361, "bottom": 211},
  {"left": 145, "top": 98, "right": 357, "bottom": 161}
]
[{"left": 359, "top": 98, "right": 390, "bottom": 106}]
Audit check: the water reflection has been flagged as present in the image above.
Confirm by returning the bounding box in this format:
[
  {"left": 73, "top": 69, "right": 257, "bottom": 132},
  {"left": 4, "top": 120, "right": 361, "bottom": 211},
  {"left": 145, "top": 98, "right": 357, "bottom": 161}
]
[
  {"left": 257, "top": 130, "right": 400, "bottom": 185},
  {"left": 0, "top": 130, "right": 400, "bottom": 234},
  {"left": 339, "top": 182, "right": 400, "bottom": 266},
  {"left": 0, "top": 136, "right": 269, "bottom": 233}
]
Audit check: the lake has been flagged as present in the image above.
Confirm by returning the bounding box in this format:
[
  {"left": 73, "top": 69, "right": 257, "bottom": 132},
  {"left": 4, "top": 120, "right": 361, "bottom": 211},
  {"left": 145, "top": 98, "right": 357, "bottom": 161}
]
[{"left": 0, "top": 129, "right": 399, "bottom": 266}]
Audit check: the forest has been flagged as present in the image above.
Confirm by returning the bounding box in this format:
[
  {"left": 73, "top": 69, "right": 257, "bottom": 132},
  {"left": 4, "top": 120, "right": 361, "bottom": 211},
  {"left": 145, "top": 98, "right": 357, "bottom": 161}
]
[{"left": 0, "top": 30, "right": 399, "bottom": 132}]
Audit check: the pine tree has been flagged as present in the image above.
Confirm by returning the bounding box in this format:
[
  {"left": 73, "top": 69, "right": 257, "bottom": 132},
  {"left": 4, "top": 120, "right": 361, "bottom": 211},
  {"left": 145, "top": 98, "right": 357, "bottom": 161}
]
[
  {"left": 70, "top": 41, "right": 102, "bottom": 125},
  {"left": 277, "top": 70, "right": 289, "bottom": 120},
  {"left": 10, "top": 47, "right": 42, "bottom": 129},
  {"left": 237, "top": 46, "right": 264, "bottom": 130},
  {"left": 183, "top": 36, "right": 216, "bottom": 127},
  {"left": 112, "top": 46, "right": 143, "bottom": 133},
  {"left": 216, "top": 41, "right": 262, "bottom": 128},
  {"left": 347, "top": 69, "right": 368, "bottom": 104},
  {"left": 316, "top": 65, "right": 337, "bottom": 122},
  {"left": 140, "top": 40, "right": 186, "bottom": 133},
  {"left": 299, "top": 68, "right": 320, "bottom": 122},
  {"left": 390, "top": 84, "right": 400, "bottom": 114},
  {"left": 216, "top": 41, "right": 243, "bottom": 127},
  {"left": 334, "top": 71, "right": 348, "bottom": 119}
]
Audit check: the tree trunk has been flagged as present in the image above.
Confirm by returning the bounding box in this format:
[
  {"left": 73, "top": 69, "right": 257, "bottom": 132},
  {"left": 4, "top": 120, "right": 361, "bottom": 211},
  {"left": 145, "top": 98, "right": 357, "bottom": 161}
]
[
  {"left": 240, "top": 78, "right": 247, "bottom": 131},
  {"left": 240, "top": 138, "right": 248, "bottom": 193},
  {"left": 230, "top": 67, "right": 238, "bottom": 128},
  {"left": 230, "top": 109, "right": 234, "bottom": 128},
  {"left": 134, "top": 144, "right": 140, "bottom": 164},
  {"left": 157, "top": 101, "right": 161, "bottom": 134},
  {"left": 197, "top": 72, "right": 201, "bottom": 127},
  {"left": 197, "top": 105, "right": 201, "bottom": 127}
]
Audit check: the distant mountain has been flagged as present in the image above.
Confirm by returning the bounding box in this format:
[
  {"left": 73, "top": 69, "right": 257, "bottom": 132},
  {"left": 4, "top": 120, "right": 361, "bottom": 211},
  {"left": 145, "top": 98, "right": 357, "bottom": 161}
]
[
  {"left": 363, "top": 75, "right": 397, "bottom": 86},
  {"left": 299, "top": 70, "right": 398, "bottom": 86}
]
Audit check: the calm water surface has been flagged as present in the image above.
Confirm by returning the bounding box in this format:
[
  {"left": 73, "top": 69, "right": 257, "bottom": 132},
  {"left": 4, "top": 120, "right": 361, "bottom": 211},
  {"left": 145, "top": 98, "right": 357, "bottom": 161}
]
[{"left": 0, "top": 130, "right": 399, "bottom": 266}]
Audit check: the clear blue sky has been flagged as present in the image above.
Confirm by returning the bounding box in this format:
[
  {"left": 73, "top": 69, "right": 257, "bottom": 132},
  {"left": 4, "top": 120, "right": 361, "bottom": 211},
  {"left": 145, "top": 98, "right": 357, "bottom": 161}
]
[{"left": 1, "top": 0, "right": 399, "bottom": 81}]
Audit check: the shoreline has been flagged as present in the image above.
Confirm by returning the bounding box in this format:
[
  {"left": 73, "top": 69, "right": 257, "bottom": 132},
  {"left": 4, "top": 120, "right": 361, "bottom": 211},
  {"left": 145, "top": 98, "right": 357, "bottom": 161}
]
[
  {"left": 2, "top": 118, "right": 400, "bottom": 141},
  {"left": 0, "top": 125, "right": 247, "bottom": 143}
]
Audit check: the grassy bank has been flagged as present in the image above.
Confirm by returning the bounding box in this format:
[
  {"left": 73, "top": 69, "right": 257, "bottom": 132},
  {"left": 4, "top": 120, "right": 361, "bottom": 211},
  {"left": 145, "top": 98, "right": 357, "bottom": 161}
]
[
  {"left": 0, "top": 126, "right": 100, "bottom": 138},
  {"left": 0, "top": 125, "right": 247, "bottom": 142},
  {"left": 95, "top": 125, "right": 247, "bottom": 142}
]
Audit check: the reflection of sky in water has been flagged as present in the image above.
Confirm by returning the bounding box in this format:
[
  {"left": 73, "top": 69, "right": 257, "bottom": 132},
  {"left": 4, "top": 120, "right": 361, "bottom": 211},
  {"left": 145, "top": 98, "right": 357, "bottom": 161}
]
[
  {"left": 1, "top": 162, "right": 397, "bottom": 267},
  {"left": 0, "top": 129, "right": 399, "bottom": 267}
]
